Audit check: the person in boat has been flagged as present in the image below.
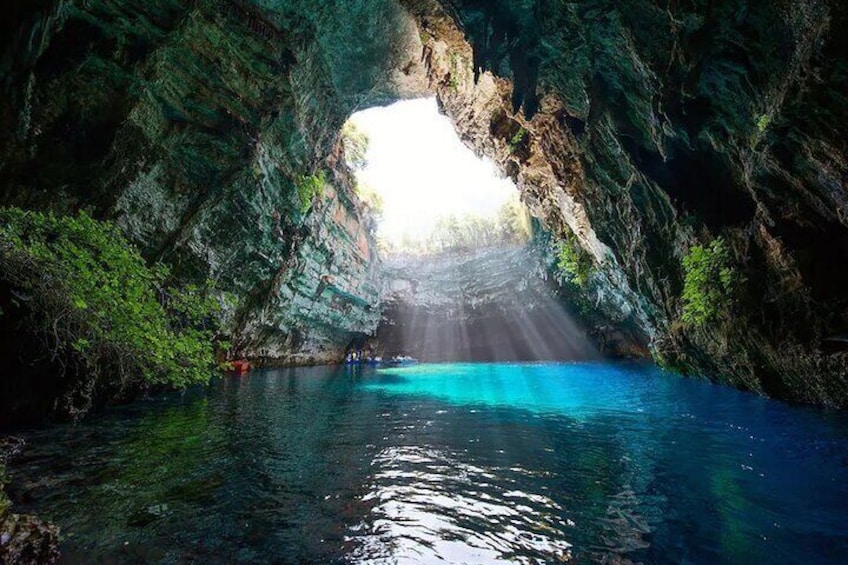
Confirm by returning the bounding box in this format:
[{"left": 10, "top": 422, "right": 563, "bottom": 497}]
[{"left": 388, "top": 354, "right": 418, "bottom": 365}]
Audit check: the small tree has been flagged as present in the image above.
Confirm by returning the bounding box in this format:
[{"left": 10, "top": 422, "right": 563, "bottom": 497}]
[
  {"left": 341, "top": 121, "right": 369, "bottom": 171},
  {"left": 355, "top": 182, "right": 384, "bottom": 217},
  {"left": 681, "top": 237, "right": 739, "bottom": 327},
  {"left": 556, "top": 234, "right": 593, "bottom": 287},
  {"left": 295, "top": 171, "right": 326, "bottom": 214}
]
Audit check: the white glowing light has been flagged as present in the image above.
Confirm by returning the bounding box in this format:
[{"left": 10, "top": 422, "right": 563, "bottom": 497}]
[{"left": 349, "top": 98, "right": 516, "bottom": 244}]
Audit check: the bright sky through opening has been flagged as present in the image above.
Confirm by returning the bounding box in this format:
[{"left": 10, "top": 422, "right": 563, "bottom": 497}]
[{"left": 349, "top": 98, "right": 517, "bottom": 245}]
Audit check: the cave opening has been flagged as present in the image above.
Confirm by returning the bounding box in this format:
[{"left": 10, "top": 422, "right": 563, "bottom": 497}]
[
  {"left": 343, "top": 97, "right": 529, "bottom": 256},
  {"left": 339, "top": 98, "right": 596, "bottom": 363}
]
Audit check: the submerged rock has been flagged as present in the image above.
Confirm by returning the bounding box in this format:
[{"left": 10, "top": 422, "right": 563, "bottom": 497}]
[
  {"left": 126, "top": 504, "right": 170, "bottom": 528},
  {"left": 1, "top": 438, "right": 60, "bottom": 565},
  {"left": 0, "top": 512, "right": 60, "bottom": 565}
]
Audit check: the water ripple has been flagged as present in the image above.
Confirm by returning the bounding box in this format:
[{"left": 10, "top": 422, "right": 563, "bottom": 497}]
[
  {"left": 347, "top": 445, "right": 573, "bottom": 563},
  {"left": 5, "top": 364, "right": 848, "bottom": 564}
]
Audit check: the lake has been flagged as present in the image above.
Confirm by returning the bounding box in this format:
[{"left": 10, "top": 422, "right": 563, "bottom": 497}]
[{"left": 7, "top": 362, "right": 848, "bottom": 563}]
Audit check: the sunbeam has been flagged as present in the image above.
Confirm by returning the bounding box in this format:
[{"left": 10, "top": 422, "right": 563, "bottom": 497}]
[
  {"left": 377, "top": 247, "right": 598, "bottom": 363},
  {"left": 344, "top": 98, "right": 596, "bottom": 364}
]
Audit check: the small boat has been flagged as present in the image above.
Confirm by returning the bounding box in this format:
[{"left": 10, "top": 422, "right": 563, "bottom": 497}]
[
  {"left": 227, "top": 359, "right": 251, "bottom": 373},
  {"left": 346, "top": 351, "right": 383, "bottom": 365},
  {"left": 384, "top": 356, "right": 419, "bottom": 367}
]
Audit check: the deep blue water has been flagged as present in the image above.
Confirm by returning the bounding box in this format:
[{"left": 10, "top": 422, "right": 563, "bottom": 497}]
[{"left": 7, "top": 362, "right": 848, "bottom": 564}]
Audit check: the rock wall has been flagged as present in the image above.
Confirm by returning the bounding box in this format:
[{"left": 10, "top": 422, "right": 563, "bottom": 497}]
[
  {"left": 402, "top": 0, "right": 848, "bottom": 406},
  {"left": 0, "top": 0, "right": 430, "bottom": 363},
  {"left": 378, "top": 246, "right": 606, "bottom": 362},
  {"left": 237, "top": 177, "right": 384, "bottom": 365}
]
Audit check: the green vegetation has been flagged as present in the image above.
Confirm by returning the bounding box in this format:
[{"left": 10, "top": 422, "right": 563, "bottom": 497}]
[
  {"left": 448, "top": 53, "right": 463, "bottom": 90},
  {"left": 0, "top": 208, "right": 225, "bottom": 396},
  {"left": 341, "top": 121, "right": 384, "bottom": 217},
  {"left": 295, "top": 171, "right": 326, "bottom": 214},
  {"left": 556, "top": 233, "right": 593, "bottom": 286},
  {"left": 497, "top": 194, "right": 533, "bottom": 243},
  {"left": 681, "top": 237, "right": 739, "bottom": 327},
  {"left": 355, "top": 182, "right": 384, "bottom": 217},
  {"left": 428, "top": 215, "right": 502, "bottom": 252},
  {"left": 509, "top": 127, "right": 528, "bottom": 152},
  {"left": 756, "top": 113, "right": 771, "bottom": 133},
  {"left": 383, "top": 193, "right": 532, "bottom": 255},
  {"left": 340, "top": 121, "right": 369, "bottom": 171}
]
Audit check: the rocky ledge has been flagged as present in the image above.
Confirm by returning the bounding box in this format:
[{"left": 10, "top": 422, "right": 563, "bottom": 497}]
[{"left": 0, "top": 437, "right": 60, "bottom": 565}]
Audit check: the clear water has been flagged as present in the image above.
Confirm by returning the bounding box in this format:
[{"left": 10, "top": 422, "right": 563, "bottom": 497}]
[{"left": 7, "top": 362, "right": 848, "bottom": 564}]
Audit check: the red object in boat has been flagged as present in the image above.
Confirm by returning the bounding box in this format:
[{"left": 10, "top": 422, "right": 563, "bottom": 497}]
[{"left": 231, "top": 360, "right": 251, "bottom": 373}]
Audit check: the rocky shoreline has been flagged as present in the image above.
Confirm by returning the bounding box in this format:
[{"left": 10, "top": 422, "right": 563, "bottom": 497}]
[{"left": 0, "top": 437, "right": 60, "bottom": 565}]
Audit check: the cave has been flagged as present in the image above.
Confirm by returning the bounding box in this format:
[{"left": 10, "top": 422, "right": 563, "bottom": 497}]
[
  {"left": 1, "top": 1, "right": 848, "bottom": 562},
  {"left": 1, "top": 0, "right": 842, "bottom": 395},
  {"left": 342, "top": 97, "right": 606, "bottom": 364}
]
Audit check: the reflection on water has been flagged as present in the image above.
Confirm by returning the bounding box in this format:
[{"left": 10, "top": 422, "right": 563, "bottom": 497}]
[
  {"left": 360, "top": 362, "right": 672, "bottom": 417},
  {"left": 349, "top": 445, "right": 572, "bottom": 564},
  {"left": 6, "top": 363, "right": 848, "bottom": 564}
]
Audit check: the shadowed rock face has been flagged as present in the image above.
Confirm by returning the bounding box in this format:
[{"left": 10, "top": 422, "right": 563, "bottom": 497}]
[
  {"left": 378, "top": 246, "right": 606, "bottom": 362},
  {"left": 1, "top": 0, "right": 847, "bottom": 404},
  {"left": 407, "top": 0, "right": 848, "bottom": 405}
]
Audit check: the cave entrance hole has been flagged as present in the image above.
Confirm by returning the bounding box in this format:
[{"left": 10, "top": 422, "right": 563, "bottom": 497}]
[
  {"left": 341, "top": 97, "right": 596, "bottom": 363},
  {"left": 342, "top": 97, "right": 531, "bottom": 256}
]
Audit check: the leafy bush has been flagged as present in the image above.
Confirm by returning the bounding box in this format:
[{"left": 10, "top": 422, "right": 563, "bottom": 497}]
[
  {"left": 355, "top": 182, "right": 384, "bottom": 216},
  {"left": 341, "top": 121, "right": 369, "bottom": 171},
  {"left": 0, "top": 208, "right": 224, "bottom": 398},
  {"left": 557, "top": 234, "right": 593, "bottom": 286},
  {"left": 681, "top": 237, "right": 738, "bottom": 327},
  {"left": 296, "top": 171, "right": 326, "bottom": 214},
  {"left": 508, "top": 127, "right": 528, "bottom": 152}
]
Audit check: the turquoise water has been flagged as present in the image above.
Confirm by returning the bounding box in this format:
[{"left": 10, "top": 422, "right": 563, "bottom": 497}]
[{"left": 7, "top": 362, "right": 848, "bottom": 563}]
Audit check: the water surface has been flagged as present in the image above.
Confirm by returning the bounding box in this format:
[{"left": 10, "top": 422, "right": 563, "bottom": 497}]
[{"left": 7, "top": 362, "right": 848, "bottom": 563}]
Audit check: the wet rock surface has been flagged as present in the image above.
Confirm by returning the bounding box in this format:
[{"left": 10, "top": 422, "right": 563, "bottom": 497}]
[{"left": 0, "top": 511, "right": 61, "bottom": 565}]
